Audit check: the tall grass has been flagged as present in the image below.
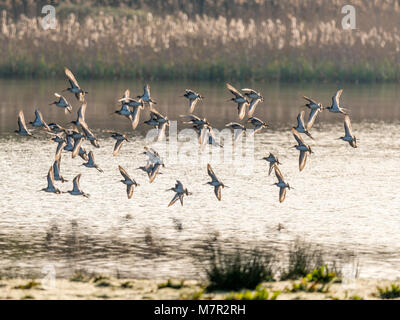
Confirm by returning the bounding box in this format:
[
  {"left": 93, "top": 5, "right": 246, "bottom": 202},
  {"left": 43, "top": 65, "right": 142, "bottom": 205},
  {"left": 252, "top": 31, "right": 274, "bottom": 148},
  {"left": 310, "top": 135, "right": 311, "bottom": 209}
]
[
  {"left": 280, "top": 238, "right": 343, "bottom": 281},
  {"left": 1, "top": 1, "right": 400, "bottom": 81},
  {"left": 200, "top": 236, "right": 275, "bottom": 291}
]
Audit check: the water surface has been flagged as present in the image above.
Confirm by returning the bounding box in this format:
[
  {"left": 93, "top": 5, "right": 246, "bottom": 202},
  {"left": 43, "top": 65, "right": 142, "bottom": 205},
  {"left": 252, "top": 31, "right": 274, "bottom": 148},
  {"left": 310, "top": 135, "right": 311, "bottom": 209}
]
[{"left": 1, "top": 80, "right": 400, "bottom": 280}]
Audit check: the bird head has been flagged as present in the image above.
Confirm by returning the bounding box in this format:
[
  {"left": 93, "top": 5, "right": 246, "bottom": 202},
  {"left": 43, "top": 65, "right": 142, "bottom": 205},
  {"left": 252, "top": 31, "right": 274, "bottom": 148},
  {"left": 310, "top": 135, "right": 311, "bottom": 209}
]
[
  {"left": 308, "top": 146, "right": 313, "bottom": 154},
  {"left": 185, "top": 188, "right": 192, "bottom": 196}
]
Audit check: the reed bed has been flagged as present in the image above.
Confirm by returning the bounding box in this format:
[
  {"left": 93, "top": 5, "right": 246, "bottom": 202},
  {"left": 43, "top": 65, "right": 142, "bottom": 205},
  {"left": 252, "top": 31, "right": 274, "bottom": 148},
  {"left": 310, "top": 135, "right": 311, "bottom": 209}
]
[{"left": 1, "top": 0, "right": 400, "bottom": 81}]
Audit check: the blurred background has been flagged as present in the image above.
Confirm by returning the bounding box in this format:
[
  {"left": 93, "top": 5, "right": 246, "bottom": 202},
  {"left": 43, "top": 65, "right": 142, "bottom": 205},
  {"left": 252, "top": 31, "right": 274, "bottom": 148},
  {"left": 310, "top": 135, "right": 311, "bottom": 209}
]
[{"left": 0, "top": 0, "right": 400, "bottom": 82}]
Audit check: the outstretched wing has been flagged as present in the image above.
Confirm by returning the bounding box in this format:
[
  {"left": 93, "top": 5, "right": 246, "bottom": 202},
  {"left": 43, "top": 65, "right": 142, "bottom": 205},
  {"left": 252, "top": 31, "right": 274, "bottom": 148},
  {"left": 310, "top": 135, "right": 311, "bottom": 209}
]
[
  {"left": 72, "top": 174, "right": 81, "bottom": 192},
  {"left": 306, "top": 109, "right": 320, "bottom": 131},
  {"left": 113, "top": 139, "right": 125, "bottom": 156},
  {"left": 65, "top": 67, "right": 80, "bottom": 88},
  {"left": 127, "top": 184, "right": 134, "bottom": 199},
  {"left": 274, "top": 165, "right": 285, "bottom": 184},
  {"left": 291, "top": 128, "right": 305, "bottom": 146},
  {"left": 168, "top": 193, "right": 180, "bottom": 207},
  {"left": 279, "top": 187, "right": 287, "bottom": 203},
  {"left": 332, "top": 89, "right": 343, "bottom": 108},
  {"left": 214, "top": 185, "right": 222, "bottom": 201},
  {"left": 344, "top": 115, "right": 353, "bottom": 137},
  {"left": 299, "top": 150, "right": 308, "bottom": 172},
  {"left": 119, "top": 165, "right": 132, "bottom": 182},
  {"left": 207, "top": 163, "right": 219, "bottom": 183},
  {"left": 226, "top": 83, "right": 244, "bottom": 99}
]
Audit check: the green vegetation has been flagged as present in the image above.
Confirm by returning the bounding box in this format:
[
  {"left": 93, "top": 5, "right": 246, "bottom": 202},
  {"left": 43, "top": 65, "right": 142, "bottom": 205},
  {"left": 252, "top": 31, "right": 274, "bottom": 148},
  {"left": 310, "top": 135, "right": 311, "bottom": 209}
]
[
  {"left": 0, "top": 1, "right": 399, "bottom": 82},
  {"left": 377, "top": 284, "right": 400, "bottom": 299},
  {"left": 226, "top": 285, "right": 281, "bottom": 300},
  {"left": 120, "top": 281, "right": 133, "bottom": 289},
  {"left": 70, "top": 271, "right": 91, "bottom": 283},
  {"left": 280, "top": 239, "right": 340, "bottom": 281},
  {"left": 204, "top": 243, "right": 275, "bottom": 291},
  {"left": 13, "top": 280, "right": 41, "bottom": 290},
  {"left": 286, "top": 267, "right": 338, "bottom": 294},
  {"left": 158, "top": 279, "right": 185, "bottom": 289}
]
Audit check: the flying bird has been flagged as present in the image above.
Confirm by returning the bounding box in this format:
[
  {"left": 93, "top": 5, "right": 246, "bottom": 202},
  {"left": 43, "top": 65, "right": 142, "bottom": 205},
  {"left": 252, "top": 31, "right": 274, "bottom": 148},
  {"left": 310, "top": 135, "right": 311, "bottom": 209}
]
[
  {"left": 326, "top": 89, "right": 348, "bottom": 115},
  {"left": 226, "top": 122, "right": 246, "bottom": 144},
  {"left": 339, "top": 115, "right": 357, "bottom": 148},
  {"left": 167, "top": 180, "right": 192, "bottom": 207},
  {"left": 53, "top": 157, "right": 67, "bottom": 183},
  {"left": 226, "top": 83, "right": 249, "bottom": 120},
  {"left": 242, "top": 88, "right": 264, "bottom": 117},
  {"left": 29, "top": 109, "right": 49, "bottom": 130},
  {"left": 137, "top": 84, "right": 156, "bottom": 108},
  {"left": 273, "top": 165, "right": 291, "bottom": 203},
  {"left": 42, "top": 166, "right": 61, "bottom": 194},
  {"left": 293, "top": 110, "right": 314, "bottom": 140},
  {"left": 66, "top": 174, "right": 89, "bottom": 197},
  {"left": 64, "top": 67, "right": 87, "bottom": 101},
  {"left": 50, "top": 93, "right": 72, "bottom": 114},
  {"left": 303, "top": 96, "right": 324, "bottom": 131},
  {"left": 247, "top": 117, "right": 268, "bottom": 135},
  {"left": 111, "top": 132, "right": 129, "bottom": 156},
  {"left": 291, "top": 128, "right": 313, "bottom": 172},
  {"left": 82, "top": 151, "right": 103, "bottom": 172},
  {"left": 262, "top": 153, "right": 281, "bottom": 176},
  {"left": 118, "top": 165, "right": 139, "bottom": 199},
  {"left": 206, "top": 164, "right": 226, "bottom": 201},
  {"left": 183, "top": 89, "right": 203, "bottom": 113},
  {"left": 15, "top": 110, "right": 33, "bottom": 136}
]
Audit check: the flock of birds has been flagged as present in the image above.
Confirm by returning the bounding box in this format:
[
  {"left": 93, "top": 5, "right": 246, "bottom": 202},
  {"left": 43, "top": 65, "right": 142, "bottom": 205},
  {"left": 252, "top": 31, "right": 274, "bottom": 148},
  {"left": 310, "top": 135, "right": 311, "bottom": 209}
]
[{"left": 14, "top": 67, "right": 357, "bottom": 204}]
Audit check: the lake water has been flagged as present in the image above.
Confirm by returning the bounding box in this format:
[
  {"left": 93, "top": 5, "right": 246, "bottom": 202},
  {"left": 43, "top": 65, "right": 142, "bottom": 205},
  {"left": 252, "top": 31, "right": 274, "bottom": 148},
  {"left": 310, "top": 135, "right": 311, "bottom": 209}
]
[{"left": 1, "top": 79, "right": 400, "bottom": 280}]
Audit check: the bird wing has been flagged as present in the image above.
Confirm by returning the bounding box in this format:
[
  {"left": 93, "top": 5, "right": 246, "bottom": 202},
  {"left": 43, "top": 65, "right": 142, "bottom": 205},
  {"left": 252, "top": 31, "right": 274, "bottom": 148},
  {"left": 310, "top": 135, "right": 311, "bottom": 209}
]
[
  {"left": 291, "top": 128, "right": 305, "bottom": 146},
  {"left": 18, "top": 110, "right": 29, "bottom": 133},
  {"left": 237, "top": 102, "right": 247, "bottom": 120},
  {"left": 241, "top": 88, "right": 256, "bottom": 94},
  {"left": 72, "top": 137, "right": 84, "bottom": 158},
  {"left": 53, "top": 159, "right": 61, "bottom": 179},
  {"left": 214, "top": 185, "right": 222, "bottom": 201},
  {"left": 131, "top": 106, "right": 142, "bottom": 130},
  {"left": 207, "top": 163, "right": 219, "bottom": 183},
  {"left": 248, "top": 99, "right": 261, "bottom": 118},
  {"left": 127, "top": 184, "right": 134, "bottom": 199},
  {"left": 148, "top": 163, "right": 161, "bottom": 183},
  {"left": 188, "top": 98, "right": 199, "bottom": 113},
  {"left": 157, "top": 122, "right": 168, "bottom": 142},
  {"left": 333, "top": 89, "right": 343, "bottom": 108},
  {"left": 306, "top": 109, "right": 320, "bottom": 131},
  {"left": 268, "top": 162, "right": 275, "bottom": 176},
  {"left": 303, "top": 95, "right": 319, "bottom": 105},
  {"left": 175, "top": 180, "right": 184, "bottom": 190},
  {"left": 274, "top": 165, "right": 285, "bottom": 184},
  {"left": 119, "top": 165, "right": 132, "bottom": 182},
  {"left": 72, "top": 174, "right": 81, "bottom": 192},
  {"left": 226, "top": 83, "right": 244, "bottom": 98},
  {"left": 279, "top": 187, "right": 287, "bottom": 203},
  {"left": 77, "top": 102, "right": 87, "bottom": 122},
  {"left": 180, "top": 114, "right": 201, "bottom": 122},
  {"left": 55, "top": 141, "right": 66, "bottom": 161},
  {"left": 296, "top": 111, "right": 306, "bottom": 130},
  {"left": 299, "top": 150, "right": 308, "bottom": 172},
  {"left": 113, "top": 139, "right": 125, "bottom": 156},
  {"left": 168, "top": 193, "right": 180, "bottom": 207},
  {"left": 47, "top": 166, "right": 56, "bottom": 189},
  {"left": 65, "top": 67, "right": 80, "bottom": 88},
  {"left": 87, "top": 151, "right": 95, "bottom": 165},
  {"left": 344, "top": 115, "right": 353, "bottom": 137}
]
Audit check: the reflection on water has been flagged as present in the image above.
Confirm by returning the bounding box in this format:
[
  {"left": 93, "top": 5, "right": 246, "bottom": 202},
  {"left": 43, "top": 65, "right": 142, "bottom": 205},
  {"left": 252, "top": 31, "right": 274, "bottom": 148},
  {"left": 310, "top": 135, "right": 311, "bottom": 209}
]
[{"left": 0, "top": 80, "right": 400, "bottom": 279}]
